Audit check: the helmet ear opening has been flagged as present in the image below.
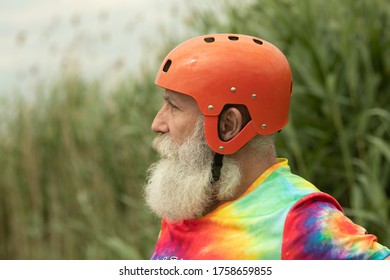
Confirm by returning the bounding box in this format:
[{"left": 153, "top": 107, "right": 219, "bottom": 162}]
[
  {"left": 217, "top": 104, "right": 251, "bottom": 142},
  {"left": 204, "top": 115, "right": 257, "bottom": 154}
]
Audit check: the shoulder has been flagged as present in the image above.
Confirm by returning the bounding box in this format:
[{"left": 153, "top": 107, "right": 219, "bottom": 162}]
[{"left": 282, "top": 193, "right": 390, "bottom": 259}]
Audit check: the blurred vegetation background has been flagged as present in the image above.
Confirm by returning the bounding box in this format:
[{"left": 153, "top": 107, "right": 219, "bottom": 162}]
[{"left": 0, "top": 0, "right": 389, "bottom": 259}]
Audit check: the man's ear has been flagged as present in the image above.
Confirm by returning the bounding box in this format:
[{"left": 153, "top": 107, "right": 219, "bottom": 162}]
[{"left": 219, "top": 107, "right": 243, "bottom": 141}]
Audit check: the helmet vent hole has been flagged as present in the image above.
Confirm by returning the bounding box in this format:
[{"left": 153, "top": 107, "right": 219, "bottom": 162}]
[
  {"left": 228, "top": 36, "right": 239, "bottom": 41},
  {"left": 162, "top": 59, "right": 172, "bottom": 72},
  {"left": 204, "top": 37, "right": 215, "bottom": 43},
  {"left": 253, "top": 38, "right": 263, "bottom": 45}
]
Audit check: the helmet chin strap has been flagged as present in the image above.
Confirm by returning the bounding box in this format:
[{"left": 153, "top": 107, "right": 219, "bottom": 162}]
[{"left": 211, "top": 152, "right": 224, "bottom": 183}]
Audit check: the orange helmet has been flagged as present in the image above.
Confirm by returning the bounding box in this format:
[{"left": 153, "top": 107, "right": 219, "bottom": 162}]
[{"left": 155, "top": 34, "right": 292, "bottom": 155}]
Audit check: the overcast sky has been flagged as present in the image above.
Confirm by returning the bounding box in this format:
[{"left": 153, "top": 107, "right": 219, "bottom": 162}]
[{"left": 0, "top": 0, "right": 210, "bottom": 95}]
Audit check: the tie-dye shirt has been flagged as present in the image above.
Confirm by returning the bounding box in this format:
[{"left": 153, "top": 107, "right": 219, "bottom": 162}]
[{"left": 151, "top": 159, "right": 390, "bottom": 260}]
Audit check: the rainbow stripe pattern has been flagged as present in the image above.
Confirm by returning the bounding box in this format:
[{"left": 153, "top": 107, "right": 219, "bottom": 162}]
[{"left": 151, "top": 159, "right": 390, "bottom": 260}]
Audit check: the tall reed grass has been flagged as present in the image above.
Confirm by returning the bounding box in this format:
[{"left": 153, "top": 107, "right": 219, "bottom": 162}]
[
  {"left": 0, "top": 73, "right": 162, "bottom": 259},
  {"left": 190, "top": 0, "right": 390, "bottom": 246}
]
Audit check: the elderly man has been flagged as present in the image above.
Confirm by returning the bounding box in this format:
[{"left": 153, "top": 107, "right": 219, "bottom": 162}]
[{"left": 144, "top": 34, "right": 390, "bottom": 260}]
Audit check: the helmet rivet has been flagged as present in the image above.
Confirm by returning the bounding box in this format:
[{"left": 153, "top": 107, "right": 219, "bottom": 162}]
[
  {"left": 230, "top": 87, "right": 236, "bottom": 93},
  {"left": 219, "top": 146, "right": 225, "bottom": 151},
  {"left": 208, "top": 105, "right": 214, "bottom": 110},
  {"left": 251, "top": 94, "right": 257, "bottom": 99},
  {"left": 261, "top": 124, "right": 267, "bottom": 129}
]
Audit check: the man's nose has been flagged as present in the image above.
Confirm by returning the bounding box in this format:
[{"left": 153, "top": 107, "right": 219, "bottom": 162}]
[{"left": 151, "top": 106, "right": 169, "bottom": 133}]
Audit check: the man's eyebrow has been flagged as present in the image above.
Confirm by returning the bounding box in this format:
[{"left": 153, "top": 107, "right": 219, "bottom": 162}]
[
  {"left": 163, "top": 95, "right": 173, "bottom": 103},
  {"left": 163, "top": 93, "right": 178, "bottom": 104}
]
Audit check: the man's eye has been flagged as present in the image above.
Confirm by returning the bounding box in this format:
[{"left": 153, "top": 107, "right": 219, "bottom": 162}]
[{"left": 167, "top": 101, "right": 178, "bottom": 110}]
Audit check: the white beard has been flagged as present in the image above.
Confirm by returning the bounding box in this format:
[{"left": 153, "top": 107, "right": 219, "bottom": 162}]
[{"left": 144, "top": 117, "right": 241, "bottom": 222}]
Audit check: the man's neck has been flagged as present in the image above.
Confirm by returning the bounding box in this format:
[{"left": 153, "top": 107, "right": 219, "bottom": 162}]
[
  {"left": 228, "top": 149, "right": 277, "bottom": 201},
  {"left": 203, "top": 147, "right": 277, "bottom": 216}
]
